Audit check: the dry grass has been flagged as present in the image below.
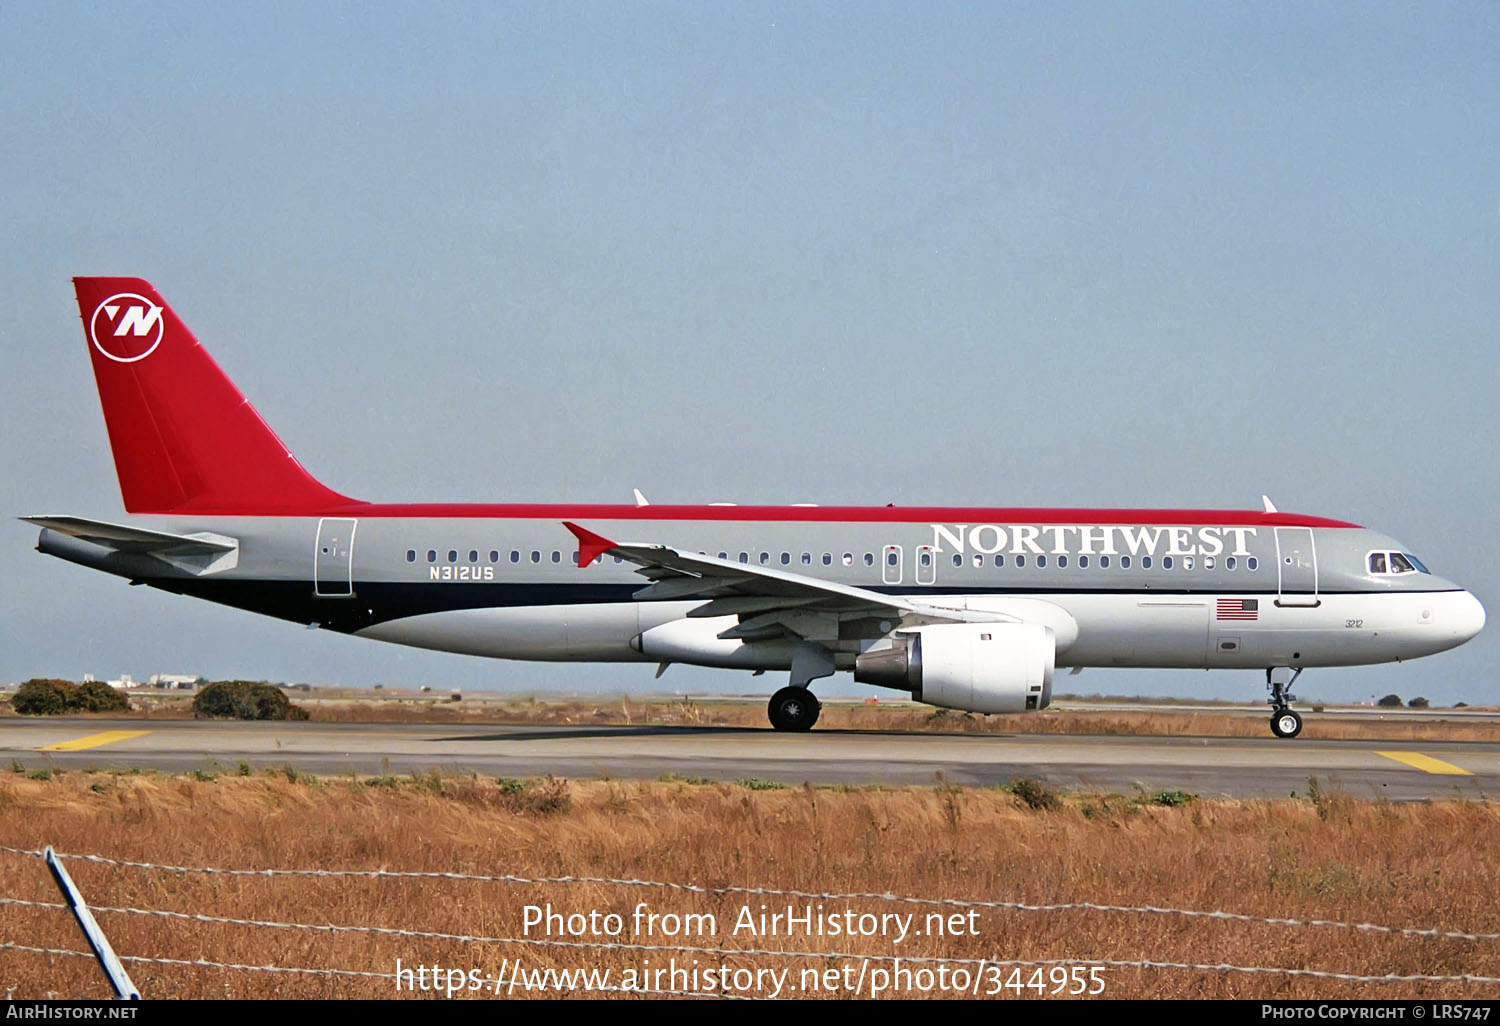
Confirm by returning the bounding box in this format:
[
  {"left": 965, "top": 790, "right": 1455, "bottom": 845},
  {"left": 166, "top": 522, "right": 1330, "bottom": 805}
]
[{"left": 2, "top": 770, "right": 1498, "bottom": 1000}]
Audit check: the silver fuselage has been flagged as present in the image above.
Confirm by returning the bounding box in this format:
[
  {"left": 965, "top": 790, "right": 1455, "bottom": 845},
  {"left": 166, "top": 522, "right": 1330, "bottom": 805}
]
[{"left": 37, "top": 507, "right": 1486, "bottom": 677}]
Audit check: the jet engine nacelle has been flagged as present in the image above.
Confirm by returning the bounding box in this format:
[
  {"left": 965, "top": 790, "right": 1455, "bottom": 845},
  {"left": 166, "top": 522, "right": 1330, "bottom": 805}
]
[{"left": 854, "top": 622, "right": 1055, "bottom": 714}]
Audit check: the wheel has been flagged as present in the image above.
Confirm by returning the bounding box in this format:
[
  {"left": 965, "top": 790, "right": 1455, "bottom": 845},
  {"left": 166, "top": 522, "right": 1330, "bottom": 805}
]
[
  {"left": 767, "top": 686, "right": 821, "bottom": 732},
  {"left": 1269, "top": 709, "right": 1303, "bottom": 739}
]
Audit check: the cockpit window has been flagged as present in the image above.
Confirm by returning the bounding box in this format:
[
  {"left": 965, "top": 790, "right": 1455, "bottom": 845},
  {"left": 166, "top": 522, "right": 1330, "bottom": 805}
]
[{"left": 1368, "top": 550, "right": 1429, "bottom": 576}]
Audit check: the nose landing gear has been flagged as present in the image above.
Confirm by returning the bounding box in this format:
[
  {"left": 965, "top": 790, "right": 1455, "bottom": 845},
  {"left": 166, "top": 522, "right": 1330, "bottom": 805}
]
[{"left": 1267, "top": 666, "right": 1304, "bottom": 738}]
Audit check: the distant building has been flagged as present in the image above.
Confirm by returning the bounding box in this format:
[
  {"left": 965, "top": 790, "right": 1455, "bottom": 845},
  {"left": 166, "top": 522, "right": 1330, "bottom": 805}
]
[{"left": 149, "top": 674, "right": 200, "bottom": 689}]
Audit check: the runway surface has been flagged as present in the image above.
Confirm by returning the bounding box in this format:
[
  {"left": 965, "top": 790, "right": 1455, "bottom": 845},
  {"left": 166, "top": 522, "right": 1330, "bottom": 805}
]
[{"left": 4, "top": 718, "right": 1499, "bottom": 800}]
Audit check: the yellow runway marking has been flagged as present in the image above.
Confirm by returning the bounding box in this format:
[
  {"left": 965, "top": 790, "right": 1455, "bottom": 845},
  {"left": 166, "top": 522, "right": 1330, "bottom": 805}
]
[
  {"left": 1375, "top": 751, "right": 1472, "bottom": 776},
  {"left": 39, "top": 730, "right": 152, "bottom": 752}
]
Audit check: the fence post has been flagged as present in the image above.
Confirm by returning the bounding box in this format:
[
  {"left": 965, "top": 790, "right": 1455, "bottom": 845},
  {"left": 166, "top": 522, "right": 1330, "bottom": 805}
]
[{"left": 43, "top": 847, "right": 140, "bottom": 1000}]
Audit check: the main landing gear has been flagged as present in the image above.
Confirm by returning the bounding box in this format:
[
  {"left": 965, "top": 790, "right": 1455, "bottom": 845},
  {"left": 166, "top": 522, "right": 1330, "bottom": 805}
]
[
  {"left": 768, "top": 686, "right": 821, "bottom": 732},
  {"left": 766, "top": 643, "right": 833, "bottom": 732},
  {"left": 1267, "top": 666, "right": 1304, "bottom": 739}
]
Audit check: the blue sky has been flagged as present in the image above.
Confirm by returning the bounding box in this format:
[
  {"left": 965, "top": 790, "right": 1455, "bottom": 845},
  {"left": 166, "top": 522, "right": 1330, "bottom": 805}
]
[{"left": 2, "top": 3, "right": 1496, "bottom": 703}]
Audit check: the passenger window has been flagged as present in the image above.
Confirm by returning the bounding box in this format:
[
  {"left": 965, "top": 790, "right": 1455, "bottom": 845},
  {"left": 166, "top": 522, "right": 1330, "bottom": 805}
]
[
  {"left": 552, "top": 551, "right": 561, "bottom": 563},
  {"left": 802, "top": 553, "right": 811, "bottom": 565},
  {"left": 823, "top": 553, "right": 833, "bottom": 566},
  {"left": 448, "top": 550, "right": 458, "bottom": 563},
  {"left": 740, "top": 552, "right": 749, "bottom": 563},
  {"left": 718, "top": 552, "right": 727, "bottom": 560},
  {"left": 864, "top": 553, "right": 875, "bottom": 567},
  {"left": 1016, "top": 555, "right": 1026, "bottom": 568},
  {"left": 951, "top": 553, "right": 962, "bottom": 567},
  {"left": 427, "top": 550, "right": 437, "bottom": 563},
  {"left": 489, "top": 550, "right": 499, "bottom": 563},
  {"left": 1202, "top": 557, "right": 1212, "bottom": 570},
  {"left": 781, "top": 552, "right": 791, "bottom": 566},
  {"left": 922, "top": 552, "right": 934, "bottom": 567},
  {"left": 1078, "top": 555, "right": 1089, "bottom": 569},
  {"left": 1057, "top": 555, "right": 1068, "bottom": 568},
  {"left": 530, "top": 550, "right": 541, "bottom": 564},
  {"left": 1100, "top": 555, "right": 1110, "bottom": 568},
  {"left": 1226, "top": 556, "right": 1236, "bottom": 571},
  {"left": 1120, "top": 556, "right": 1131, "bottom": 569},
  {"left": 760, "top": 552, "right": 771, "bottom": 565},
  {"left": 1162, "top": 556, "right": 1173, "bottom": 570},
  {"left": 510, "top": 550, "right": 520, "bottom": 563},
  {"left": 842, "top": 553, "right": 853, "bottom": 566},
  {"left": 972, "top": 554, "right": 983, "bottom": 568},
  {"left": 1247, "top": 557, "right": 1259, "bottom": 571},
  {"left": 1037, "top": 555, "right": 1047, "bottom": 568},
  {"left": 993, "top": 554, "right": 1004, "bottom": 568},
  {"left": 469, "top": 550, "right": 479, "bottom": 563},
  {"left": 406, "top": 550, "right": 416, "bottom": 563},
  {"left": 1142, "top": 556, "right": 1153, "bottom": 569},
  {"left": 887, "top": 551, "right": 898, "bottom": 567}
]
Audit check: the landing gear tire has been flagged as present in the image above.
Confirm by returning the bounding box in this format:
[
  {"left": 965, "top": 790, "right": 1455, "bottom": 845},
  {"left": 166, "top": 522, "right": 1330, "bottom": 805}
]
[
  {"left": 768, "top": 686, "right": 821, "bottom": 732},
  {"left": 1266, "top": 666, "right": 1304, "bottom": 739},
  {"left": 1270, "top": 709, "right": 1303, "bottom": 739}
]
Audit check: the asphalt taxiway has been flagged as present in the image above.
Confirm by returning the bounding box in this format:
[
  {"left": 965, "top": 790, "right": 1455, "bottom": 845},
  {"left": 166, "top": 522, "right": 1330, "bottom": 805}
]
[{"left": 3, "top": 718, "right": 1497, "bottom": 800}]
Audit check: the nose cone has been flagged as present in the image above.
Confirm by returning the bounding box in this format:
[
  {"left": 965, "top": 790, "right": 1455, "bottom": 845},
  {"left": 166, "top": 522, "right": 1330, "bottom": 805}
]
[{"left": 1452, "top": 590, "right": 1487, "bottom": 644}]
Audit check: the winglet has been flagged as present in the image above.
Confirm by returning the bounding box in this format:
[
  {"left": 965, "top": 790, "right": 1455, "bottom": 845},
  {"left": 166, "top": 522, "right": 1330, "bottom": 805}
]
[{"left": 563, "top": 522, "right": 616, "bottom": 568}]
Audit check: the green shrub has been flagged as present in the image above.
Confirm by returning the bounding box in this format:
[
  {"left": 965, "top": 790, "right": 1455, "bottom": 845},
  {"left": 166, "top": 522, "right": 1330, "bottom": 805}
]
[
  {"left": 12, "top": 679, "right": 76, "bottom": 715},
  {"left": 75, "top": 681, "right": 131, "bottom": 713},
  {"left": 1377, "top": 694, "right": 1403, "bottom": 708},
  {"left": 1407, "top": 696, "right": 1430, "bottom": 709},
  {"left": 192, "top": 681, "right": 309, "bottom": 721},
  {"left": 12, "top": 678, "right": 130, "bottom": 715}
]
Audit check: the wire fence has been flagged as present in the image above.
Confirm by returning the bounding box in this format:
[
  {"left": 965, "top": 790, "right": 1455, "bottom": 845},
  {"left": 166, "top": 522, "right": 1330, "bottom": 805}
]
[{"left": 4, "top": 843, "right": 1499, "bottom": 997}]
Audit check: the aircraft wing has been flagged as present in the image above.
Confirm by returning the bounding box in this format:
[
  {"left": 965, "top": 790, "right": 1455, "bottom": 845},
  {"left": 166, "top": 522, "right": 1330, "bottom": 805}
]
[
  {"left": 23, "top": 515, "right": 239, "bottom": 575},
  {"left": 563, "top": 521, "right": 1003, "bottom": 643}
]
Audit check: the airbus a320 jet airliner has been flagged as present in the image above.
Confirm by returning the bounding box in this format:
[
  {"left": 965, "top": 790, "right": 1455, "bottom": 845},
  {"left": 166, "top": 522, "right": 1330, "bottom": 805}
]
[{"left": 26, "top": 278, "right": 1485, "bottom": 738}]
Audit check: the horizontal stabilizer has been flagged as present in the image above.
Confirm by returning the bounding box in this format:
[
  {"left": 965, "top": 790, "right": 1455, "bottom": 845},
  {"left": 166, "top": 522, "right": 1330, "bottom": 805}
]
[{"left": 23, "top": 515, "right": 238, "bottom": 575}]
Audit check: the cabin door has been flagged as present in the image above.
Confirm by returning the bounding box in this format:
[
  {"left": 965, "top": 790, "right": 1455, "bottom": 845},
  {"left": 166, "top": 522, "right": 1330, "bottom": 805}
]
[
  {"left": 1274, "top": 527, "right": 1318, "bottom": 607},
  {"left": 315, "top": 518, "right": 358, "bottom": 597}
]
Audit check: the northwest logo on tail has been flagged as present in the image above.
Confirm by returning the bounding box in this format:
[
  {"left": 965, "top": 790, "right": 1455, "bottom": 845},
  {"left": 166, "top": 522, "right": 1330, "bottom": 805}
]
[{"left": 89, "top": 293, "right": 164, "bottom": 363}]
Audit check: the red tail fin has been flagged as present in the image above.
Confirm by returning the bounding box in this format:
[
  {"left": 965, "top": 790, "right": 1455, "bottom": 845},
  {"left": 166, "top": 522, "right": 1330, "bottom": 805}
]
[{"left": 73, "top": 277, "right": 359, "bottom": 514}]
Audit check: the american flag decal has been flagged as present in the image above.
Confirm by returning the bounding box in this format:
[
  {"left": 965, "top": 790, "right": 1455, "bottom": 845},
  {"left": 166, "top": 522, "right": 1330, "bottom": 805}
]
[{"left": 1217, "top": 598, "right": 1259, "bottom": 621}]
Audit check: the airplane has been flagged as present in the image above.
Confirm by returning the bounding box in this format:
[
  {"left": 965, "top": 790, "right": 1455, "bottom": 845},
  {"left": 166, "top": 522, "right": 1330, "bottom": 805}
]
[{"left": 24, "top": 277, "right": 1485, "bottom": 739}]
